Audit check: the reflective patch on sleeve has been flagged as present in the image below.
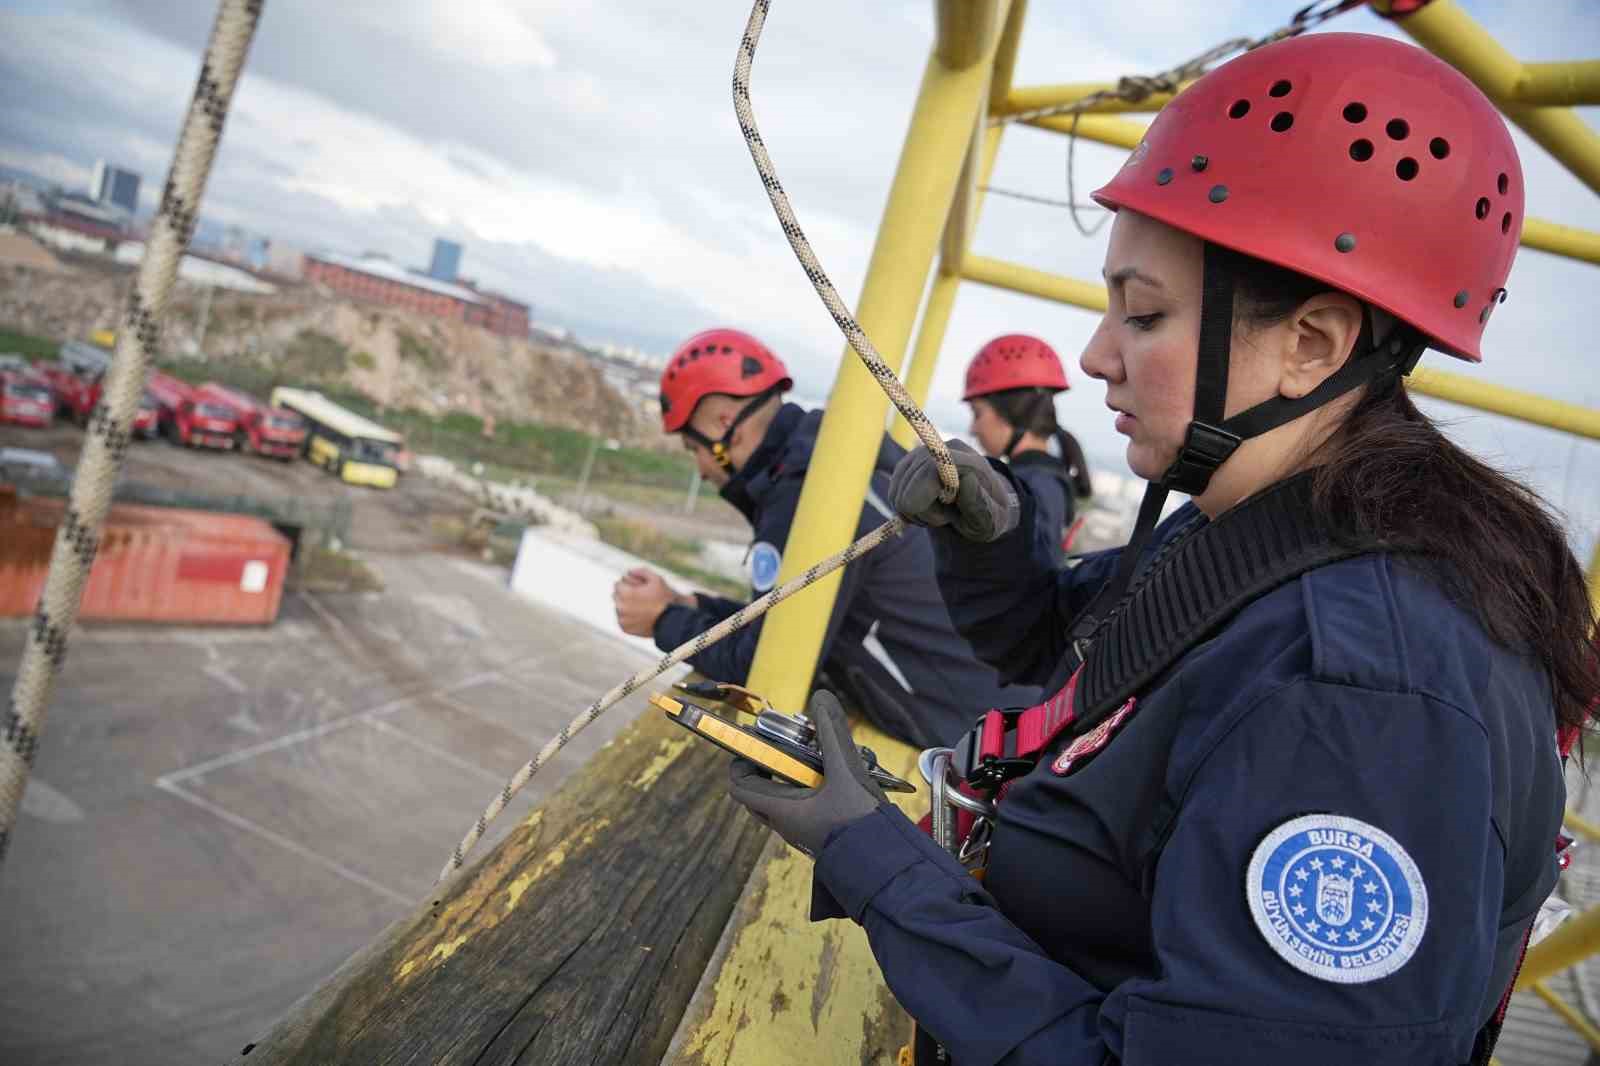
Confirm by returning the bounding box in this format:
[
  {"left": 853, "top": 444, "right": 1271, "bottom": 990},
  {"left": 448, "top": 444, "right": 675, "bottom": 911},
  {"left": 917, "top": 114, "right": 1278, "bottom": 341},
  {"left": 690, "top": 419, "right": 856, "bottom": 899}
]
[
  {"left": 1246, "top": 813, "right": 1428, "bottom": 984},
  {"left": 748, "top": 541, "right": 782, "bottom": 592}
]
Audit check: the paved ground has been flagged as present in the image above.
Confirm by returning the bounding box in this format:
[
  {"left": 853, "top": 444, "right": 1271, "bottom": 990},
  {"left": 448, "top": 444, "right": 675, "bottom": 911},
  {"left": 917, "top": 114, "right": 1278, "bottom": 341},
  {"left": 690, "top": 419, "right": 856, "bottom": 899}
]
[
  {"left": 0, "top": 551, "right": 672, "bottom": 1066},
  {"left": 1, "top": 422, "right": 480, "bottom": 555}
]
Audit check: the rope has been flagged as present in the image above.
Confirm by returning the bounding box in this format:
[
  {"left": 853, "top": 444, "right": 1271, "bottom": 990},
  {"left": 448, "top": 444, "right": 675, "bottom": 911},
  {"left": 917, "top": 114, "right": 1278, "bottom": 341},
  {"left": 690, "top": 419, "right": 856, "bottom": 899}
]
[
  {"left": 0, "top": 0, "right": 265, "bottom": 874},
  {"left": 441, "top": 0, "right": 967, "bottom": 880}
]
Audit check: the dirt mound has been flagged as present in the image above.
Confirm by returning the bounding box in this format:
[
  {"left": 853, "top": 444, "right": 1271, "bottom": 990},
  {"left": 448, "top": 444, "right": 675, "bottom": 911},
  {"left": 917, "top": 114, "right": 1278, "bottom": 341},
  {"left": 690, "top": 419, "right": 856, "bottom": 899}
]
[{"left": 0, "top": 261, "right": 650, "bottom": 442}]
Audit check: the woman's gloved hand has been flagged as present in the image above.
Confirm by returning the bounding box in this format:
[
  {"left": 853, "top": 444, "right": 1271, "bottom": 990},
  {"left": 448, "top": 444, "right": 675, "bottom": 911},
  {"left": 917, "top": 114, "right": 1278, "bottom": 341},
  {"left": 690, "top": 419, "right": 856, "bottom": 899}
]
[
  {"left": 888, "top": 439, "right": 1020, "bottom": 542},
  {"left": 727, "top": 690, "right": 886, "bottom": 857}
]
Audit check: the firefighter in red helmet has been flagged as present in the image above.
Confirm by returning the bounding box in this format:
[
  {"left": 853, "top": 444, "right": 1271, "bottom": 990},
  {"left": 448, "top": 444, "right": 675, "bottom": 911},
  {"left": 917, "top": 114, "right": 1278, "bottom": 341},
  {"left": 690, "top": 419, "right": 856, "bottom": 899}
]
[
  {"left": 963, "top": 334, "right": 1093, "bottom": 561},
  {"left": 728, "top": 33, "right": 1596, "bottom": 1065},
  {"left": 613, "top": 328, "right": 1038, "bottom": 748}
]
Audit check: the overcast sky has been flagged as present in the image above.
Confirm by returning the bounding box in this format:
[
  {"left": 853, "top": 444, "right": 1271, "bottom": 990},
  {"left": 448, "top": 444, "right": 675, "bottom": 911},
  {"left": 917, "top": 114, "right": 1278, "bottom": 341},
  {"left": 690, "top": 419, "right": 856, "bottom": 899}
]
[{"left": 2, "top": 0, "right": 1597, "bottom": 555}]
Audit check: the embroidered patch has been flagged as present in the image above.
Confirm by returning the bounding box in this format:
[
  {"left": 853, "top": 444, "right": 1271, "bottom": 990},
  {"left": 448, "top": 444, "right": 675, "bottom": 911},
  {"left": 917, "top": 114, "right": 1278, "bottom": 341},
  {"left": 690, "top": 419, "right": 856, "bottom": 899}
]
[
  {"left": 1051, "top": 698, "right": 1136, "bottom": 775},
  {"left": 748, "top": 541, "right": 781, "bottom": 592},
  {"left": 1247, "top": 814, "right": 1428, "bottom": 984}
]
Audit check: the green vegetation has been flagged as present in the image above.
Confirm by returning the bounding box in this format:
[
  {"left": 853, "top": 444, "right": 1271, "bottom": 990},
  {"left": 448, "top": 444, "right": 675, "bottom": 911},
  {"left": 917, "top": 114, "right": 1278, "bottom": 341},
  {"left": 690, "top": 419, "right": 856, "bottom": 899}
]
[
  {"left": 0, "top": 327, "right": 59, "bottom": 359},
  {"left": 351, "top": 350, "right": 377, "bottom": 371},
  {"left": 280, "top": 329, "right": 348, "bottom": 380},
  {"left": 396, "top": 328, "right": 444, "bottom": 372},
  {"left": 593, "top": 516, "right": 746, "bottom": 599}
]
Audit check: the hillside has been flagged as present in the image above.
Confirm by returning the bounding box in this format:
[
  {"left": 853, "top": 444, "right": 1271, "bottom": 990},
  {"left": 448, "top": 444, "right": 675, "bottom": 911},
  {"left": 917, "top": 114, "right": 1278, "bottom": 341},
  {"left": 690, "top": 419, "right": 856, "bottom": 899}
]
[{"left": 0, "top": 258, "right": 653, "bottom": 442}]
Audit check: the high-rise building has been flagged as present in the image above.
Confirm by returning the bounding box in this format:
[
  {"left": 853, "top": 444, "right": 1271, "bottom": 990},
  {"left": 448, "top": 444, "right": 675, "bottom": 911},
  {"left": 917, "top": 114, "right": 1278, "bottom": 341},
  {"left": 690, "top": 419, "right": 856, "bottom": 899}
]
[
  {"left": 91, "top": 160, "right": 141, "bottom": 217},
  {"left": 428, "top": 238, "right": 462, "bottom": 282}
]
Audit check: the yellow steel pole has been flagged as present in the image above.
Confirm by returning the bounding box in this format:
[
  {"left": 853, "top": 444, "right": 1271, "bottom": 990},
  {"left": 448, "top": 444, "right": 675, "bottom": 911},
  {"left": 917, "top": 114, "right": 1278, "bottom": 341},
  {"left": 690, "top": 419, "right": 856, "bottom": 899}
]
[
  {"left": 1520, "top": 903, "right": 1600, "bottom": 987},
  {"left": 744, "top": 0, "right": 1011, "bottom": 712},
  {"left": 1589, "top": 533, "right": 1600, "bottom": 617},
  {"left": 1520, "top": 217, "right": 1600, "bottom": 267},
  {"left": 891, "top": 123, "right": 1006, "bottom": 450},
  {"left": 1408, "top": 367, "right": 1600, "bottom": 441},
  {"left": 1024, "top": 112, "right": 1148, "bottom": 151},
  {"left": 1516, "top": 60, "right": 1600, "bottom": 107},
  {"left": 1378, "top": 0, "right": 1600, "bottom": 195},
  {"left": 1529, "top": 980, "right": 1600, "bottom": 1051},
  {"left": 961, "top": 254, "right": 1110, "bottom": 313},
  {"left": 999, "top": 80, "right": 1191, "bottom": 116}
]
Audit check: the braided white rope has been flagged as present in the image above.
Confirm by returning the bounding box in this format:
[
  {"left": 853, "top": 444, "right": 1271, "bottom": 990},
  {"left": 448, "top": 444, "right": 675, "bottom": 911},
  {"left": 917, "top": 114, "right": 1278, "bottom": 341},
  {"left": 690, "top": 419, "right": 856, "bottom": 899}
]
[
  {"left": 0, "top": 0, "right": 264, "bottom": 873},
  {"left": 441, "top": 0, "right": 971, "bottom": 880}
]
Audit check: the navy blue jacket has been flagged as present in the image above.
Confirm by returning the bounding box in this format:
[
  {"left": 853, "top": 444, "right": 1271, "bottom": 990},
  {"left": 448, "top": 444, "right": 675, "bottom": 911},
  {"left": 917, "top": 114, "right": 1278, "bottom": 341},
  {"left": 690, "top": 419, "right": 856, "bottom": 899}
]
[
  {"left": 1007, "top": 451, "right": 1073, "bottom": 565},
  {"left": 653, "top": 403, "right": 1039, "bottom": 748},
  {"left": 812, "top": 471, "right": 1566, "bottom": 1065}
]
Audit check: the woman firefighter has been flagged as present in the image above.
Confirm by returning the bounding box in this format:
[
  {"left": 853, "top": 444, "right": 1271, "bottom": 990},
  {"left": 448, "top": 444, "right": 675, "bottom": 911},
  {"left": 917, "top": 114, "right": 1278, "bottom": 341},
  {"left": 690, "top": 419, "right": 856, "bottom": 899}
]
[
  {"left": 962, "top": 334, "right": 1094, "bottom": 560},
  {"left": 727, "top": 32, "right": 1597, "bottom": 1066}
]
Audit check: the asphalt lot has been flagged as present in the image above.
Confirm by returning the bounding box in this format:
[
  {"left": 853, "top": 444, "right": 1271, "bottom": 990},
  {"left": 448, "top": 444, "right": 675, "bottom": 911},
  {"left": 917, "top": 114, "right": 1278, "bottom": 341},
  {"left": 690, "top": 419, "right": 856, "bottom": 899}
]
[
  {"left": 0, "top": 550, "right": 671, "bottom": 1065},
  {"left": 1, "top": 421, "right": 472, "bottom": 554}
]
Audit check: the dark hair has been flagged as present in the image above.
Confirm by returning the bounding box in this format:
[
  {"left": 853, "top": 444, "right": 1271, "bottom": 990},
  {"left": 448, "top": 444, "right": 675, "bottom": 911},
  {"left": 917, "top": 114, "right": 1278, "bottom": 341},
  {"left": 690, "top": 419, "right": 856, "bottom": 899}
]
[
  {"left": 982, "top": 388, "right": 1094, "bottom": 496},
  {"left": 1219, "top": 245, "right": 1598, "bottom": 733}
]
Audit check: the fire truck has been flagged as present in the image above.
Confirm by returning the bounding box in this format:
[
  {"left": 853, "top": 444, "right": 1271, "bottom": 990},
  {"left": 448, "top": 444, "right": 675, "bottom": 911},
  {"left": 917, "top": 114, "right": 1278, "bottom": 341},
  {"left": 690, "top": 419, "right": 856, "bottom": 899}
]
[
  {"left": 147, "top": 372, "right": 239, "bottom": 449},
  {"left": 0, "top": 368, "right": 55, "bottom": 428},
  {"left": 196, "top": 382, "right": 307, "bottom": 459}
]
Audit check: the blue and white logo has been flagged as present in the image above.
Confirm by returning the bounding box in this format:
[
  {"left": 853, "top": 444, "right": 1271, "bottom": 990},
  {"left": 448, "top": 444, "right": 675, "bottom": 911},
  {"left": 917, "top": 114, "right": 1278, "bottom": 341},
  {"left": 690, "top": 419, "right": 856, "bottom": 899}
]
[
  {"left": 1246, "top": 813, "right": 1428, "bottom": 984},
  {"left": 748, "top": 541, "right": 782, "bottom": 593}
]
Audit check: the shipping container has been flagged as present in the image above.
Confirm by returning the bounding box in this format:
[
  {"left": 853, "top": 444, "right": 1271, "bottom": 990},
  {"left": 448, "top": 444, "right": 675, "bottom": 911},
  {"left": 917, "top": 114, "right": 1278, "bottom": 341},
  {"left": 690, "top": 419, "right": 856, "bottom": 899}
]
[{"left": 0, "top": 488, "right": 292, "bottom": 625}]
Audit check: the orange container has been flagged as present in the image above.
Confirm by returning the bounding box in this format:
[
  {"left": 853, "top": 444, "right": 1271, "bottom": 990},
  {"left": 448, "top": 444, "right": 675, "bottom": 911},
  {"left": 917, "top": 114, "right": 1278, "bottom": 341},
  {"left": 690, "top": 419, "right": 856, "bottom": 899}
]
[{"left": 0, "top": 488, "right": 291, "bottom": 624}]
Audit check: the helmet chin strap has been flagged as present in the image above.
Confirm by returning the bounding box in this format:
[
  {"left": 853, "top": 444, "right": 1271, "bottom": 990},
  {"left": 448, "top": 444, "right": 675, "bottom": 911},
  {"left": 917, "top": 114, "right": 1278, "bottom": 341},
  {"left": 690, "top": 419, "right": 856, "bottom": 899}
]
[
  {"left": 1065, "top": 242, "right": 1426, "bottom": 660},
  {"left": 679, "top": 385, "right": 786, "bottom": 472}
]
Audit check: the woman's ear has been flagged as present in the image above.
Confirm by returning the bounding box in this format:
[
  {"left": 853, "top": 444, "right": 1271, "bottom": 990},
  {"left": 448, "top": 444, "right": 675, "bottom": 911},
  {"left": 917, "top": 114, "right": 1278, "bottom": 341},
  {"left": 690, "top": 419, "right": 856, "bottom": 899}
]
[{"left": 1280, "top": 293, "right": 1365, "bottom": 400}]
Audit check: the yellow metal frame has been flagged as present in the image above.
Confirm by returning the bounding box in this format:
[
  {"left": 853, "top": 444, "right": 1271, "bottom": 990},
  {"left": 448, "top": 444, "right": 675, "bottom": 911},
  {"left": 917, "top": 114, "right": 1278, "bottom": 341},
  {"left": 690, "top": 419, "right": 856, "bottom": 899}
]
[{"left": 746, "top": 7, "right": 1600, "bottom": 1036}]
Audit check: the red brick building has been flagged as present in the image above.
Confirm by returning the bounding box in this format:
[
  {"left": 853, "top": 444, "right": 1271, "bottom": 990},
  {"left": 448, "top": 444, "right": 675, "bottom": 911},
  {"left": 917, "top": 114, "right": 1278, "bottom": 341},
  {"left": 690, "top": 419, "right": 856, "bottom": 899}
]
[{"left": 303, "top": 252, "right": 531, "bottom": 338}]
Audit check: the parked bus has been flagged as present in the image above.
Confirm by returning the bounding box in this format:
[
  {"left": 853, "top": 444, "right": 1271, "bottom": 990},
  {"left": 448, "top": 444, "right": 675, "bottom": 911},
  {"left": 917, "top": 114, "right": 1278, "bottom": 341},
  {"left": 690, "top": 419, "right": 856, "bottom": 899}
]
[{"left": 270, "top": 387, "right": 401, "bottom": 489}]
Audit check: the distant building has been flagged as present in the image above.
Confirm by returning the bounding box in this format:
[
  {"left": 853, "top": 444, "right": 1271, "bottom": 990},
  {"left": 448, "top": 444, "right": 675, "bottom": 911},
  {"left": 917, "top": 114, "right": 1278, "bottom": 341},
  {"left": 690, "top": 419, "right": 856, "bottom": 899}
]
[
  {"left": 463, "top": 288, "right": 531, "bottom": 338},
  {"left": 91, "top": 160, "right": 141, "bottom": 217},
  {"left": 303, "top": 251, "right": 530, "bottom": 338},
  {"left": 25, "top": 193, "right": 127, "bottom": 254},
  {"left": 428, "top": 238, "right": 462, "bottom": 282}
]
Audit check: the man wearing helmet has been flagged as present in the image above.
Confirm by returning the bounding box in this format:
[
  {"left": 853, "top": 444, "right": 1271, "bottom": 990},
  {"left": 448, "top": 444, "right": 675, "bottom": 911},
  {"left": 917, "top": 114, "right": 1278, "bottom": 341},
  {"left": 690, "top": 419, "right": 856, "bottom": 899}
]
[
  {"left": 612, "top": 327, "right": 1037, "bottom": 748},
  {"left": 960, "top": 333, "right": 1093, "bottom": 560},
  {"left": 725, "top": 33, "right": 1594, "bottom": 1065}
]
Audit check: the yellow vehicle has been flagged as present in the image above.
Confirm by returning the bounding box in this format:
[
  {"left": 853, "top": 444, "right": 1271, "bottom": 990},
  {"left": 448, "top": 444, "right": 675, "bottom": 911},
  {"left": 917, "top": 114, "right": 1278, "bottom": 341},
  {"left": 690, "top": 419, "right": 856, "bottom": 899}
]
[
  {"left": 89, "top": 329, "right": 116, "bottom": 349},
  {"left": 270, "top": 386, "right": 401, "bottom": 489}
]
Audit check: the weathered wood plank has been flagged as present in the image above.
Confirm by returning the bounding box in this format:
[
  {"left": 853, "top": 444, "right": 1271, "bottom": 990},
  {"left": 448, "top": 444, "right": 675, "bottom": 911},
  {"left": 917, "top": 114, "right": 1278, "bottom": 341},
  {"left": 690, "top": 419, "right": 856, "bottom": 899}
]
[
  {"left": 228, "top": 702, "right": 769, "bottom": 1066},
  {"left": 662, "top": 716, "right": 922, "bottom": 1066}
]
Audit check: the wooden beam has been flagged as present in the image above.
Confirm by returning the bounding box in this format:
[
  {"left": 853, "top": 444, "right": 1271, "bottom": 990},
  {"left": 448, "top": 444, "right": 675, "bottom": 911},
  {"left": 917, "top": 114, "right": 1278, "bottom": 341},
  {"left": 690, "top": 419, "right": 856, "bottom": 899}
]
[{"left": 227, "top": 702, "right": 769, "bottom": 1066}]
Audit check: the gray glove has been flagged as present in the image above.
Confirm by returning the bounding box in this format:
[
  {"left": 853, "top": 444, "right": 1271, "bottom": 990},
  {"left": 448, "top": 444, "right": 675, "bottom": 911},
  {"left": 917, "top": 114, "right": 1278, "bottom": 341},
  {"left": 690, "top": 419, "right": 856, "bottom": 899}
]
[
  {"left": 888, "top": 438, "right": 1020, "bottom": 542},
  {"left": 726, "top": 690, "right": 886, "bottom": 857}
]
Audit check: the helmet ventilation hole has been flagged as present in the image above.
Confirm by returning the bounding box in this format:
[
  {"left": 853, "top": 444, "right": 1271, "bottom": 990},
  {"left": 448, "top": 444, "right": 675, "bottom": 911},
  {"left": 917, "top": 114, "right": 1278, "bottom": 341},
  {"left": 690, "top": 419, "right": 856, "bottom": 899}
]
[
  {"left": 1498, "top": 172, "right": 1509, "bottom": 195},
  {"left": 1501, "top": 212, "right": 1513, "bottom": 234},
  {"left": 1270, "top": 112, "right": 1294, "bottom": 133},
  {"left": 1342, "top": 102, "right": 1367, "bottom": 123},
  {"left": 1229, "top": 99, "right": 1251, "bottom": 119},
  {"left": 1396, "top": 157, "right": 1419, "bottom": 181},
  {"left": 1453, "top": 290, "right": 1470, "bottom": 308},
  {"left": 1475, "top": 197, "right": 1490, "bottom": 220},
  {"left": 1334, "top": 233, "right": 1357, "bottom": 253},
  {"left": 1429, "top": 137, "right": 1450, "bottom": 160},
  {"left": 1208, "top": 184, "right": 1229, "bottom": 204},
  {"left": 1349, "top": 139, "right": 1374, "bottom": 162},
  {"left": 1386, "top": 118, "right": 1410, "bottom": 141},
  {"left": 1269, "top": 79, "right": 1292, "bottom": 98}
]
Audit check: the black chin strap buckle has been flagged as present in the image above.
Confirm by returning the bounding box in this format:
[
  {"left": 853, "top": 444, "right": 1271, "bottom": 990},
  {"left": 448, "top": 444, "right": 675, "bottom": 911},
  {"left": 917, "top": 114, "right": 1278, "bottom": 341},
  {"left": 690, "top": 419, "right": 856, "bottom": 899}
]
[{"left": 1163, "top": 421, "right": 1241, "bottom": 496}]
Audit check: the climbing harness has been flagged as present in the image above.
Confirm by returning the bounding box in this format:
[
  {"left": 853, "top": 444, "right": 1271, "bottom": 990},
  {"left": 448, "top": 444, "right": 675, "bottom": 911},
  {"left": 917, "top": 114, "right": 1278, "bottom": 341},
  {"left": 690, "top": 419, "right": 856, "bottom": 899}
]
[
  {"left": 921, "top": 475, "right": 1376, "bottom": 856},
  {"left": 0, "top": 0, "right": 265, "bottom": 872}
]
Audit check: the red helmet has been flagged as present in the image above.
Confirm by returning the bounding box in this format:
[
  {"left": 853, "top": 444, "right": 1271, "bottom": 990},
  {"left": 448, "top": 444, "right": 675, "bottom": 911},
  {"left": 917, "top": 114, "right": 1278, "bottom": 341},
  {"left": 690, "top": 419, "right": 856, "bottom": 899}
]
[
  {"left": 1092, "top": 32, "right": 1521, "bottom": 361},
  {"left": 659, "top": 328, "right": 792, "bottom": 433},
  {"left": 963, "top": 334, "right": 1069, "bottom": 400}
]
